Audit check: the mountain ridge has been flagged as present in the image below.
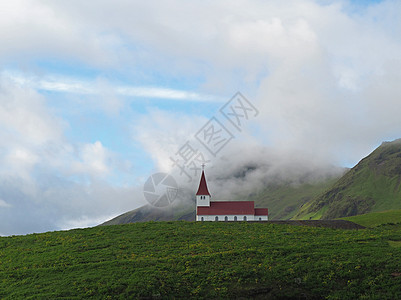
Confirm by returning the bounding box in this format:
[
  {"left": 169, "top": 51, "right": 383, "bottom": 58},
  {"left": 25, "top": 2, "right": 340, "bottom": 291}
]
[
  {"left": 295, "top": 138, "right": 401, "bottom": 219},
  {"left": 102, "top": 138, "right": 401, "bottom": 225}
]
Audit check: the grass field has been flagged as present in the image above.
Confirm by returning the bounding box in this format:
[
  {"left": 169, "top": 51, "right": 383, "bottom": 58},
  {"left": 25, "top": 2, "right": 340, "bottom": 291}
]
[
  {"left": 1, "top": 221, "right": 401, "bottom": 299},
  {"left": 341, "top": 209, "right": 401, "bottom": 228}
]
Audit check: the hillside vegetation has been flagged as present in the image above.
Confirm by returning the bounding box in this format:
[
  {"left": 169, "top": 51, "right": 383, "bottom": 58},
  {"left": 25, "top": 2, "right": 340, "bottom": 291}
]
[
  {"left": 295, "top": 139, "right": 401, "bottom": 220},
  {"left": 341, "top": 209, "right": 401, "bottom": 228},
  {"left": 249, "top": 177, "right": 340, "bottom": 220},
  {"left": 1, "top": 222, "right": 401, "bottom": 298}
]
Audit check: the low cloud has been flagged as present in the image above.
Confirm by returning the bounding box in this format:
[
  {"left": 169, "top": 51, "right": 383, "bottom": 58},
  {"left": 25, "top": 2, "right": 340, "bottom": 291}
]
[
  {"left": 0, "top": 174, "right": 145, "bottom": 235},
  {"left": 134, "top": 108, "right": 345, "bottom": 207}
]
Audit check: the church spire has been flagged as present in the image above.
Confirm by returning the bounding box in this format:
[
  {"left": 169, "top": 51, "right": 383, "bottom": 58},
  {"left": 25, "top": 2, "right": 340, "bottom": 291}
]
[{"left": 196, "top": 168, "right": 211, "bottom": 196}]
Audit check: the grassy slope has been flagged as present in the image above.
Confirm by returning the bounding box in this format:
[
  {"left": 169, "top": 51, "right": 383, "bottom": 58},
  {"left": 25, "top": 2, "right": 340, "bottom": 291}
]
[
  {"left": 295, "top": 139, "right": 401, "bottom": 220},
  {"left": 1, "top": 222, "right": 401, "bottom": 299},
  {"left": 249, "top": 178, "right": 339, "bottom": 220},
  {"left": 341, "top": 209, "right": 401, "bottom": 228}
]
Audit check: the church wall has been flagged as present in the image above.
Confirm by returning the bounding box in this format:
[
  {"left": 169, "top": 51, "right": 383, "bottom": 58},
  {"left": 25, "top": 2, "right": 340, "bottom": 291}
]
[
  {"left": 196, "top": 195, "right": 210, "bottom": 207},
  {"left": 197, "top": 214, "right": 261, "bottom": 221}
]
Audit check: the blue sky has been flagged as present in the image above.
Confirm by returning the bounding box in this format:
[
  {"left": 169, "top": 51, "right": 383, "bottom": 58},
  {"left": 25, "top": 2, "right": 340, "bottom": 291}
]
[{"left": 1, "top": 0, "right": 401, "bottom": 235}]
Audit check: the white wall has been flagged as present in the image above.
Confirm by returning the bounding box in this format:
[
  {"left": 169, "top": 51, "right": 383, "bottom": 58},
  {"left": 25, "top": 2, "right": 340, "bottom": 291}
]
[
  {"left": 196, "top": 195, "right": 210, "bottom": 207},
  {"left": 196, "top": 214, "right": 263, "bottom": 221}
]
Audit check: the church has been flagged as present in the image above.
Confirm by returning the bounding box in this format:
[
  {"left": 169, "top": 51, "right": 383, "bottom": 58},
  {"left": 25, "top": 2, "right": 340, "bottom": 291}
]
[{"left": 195, "top": 168, "right": 269, "bottom": 221}]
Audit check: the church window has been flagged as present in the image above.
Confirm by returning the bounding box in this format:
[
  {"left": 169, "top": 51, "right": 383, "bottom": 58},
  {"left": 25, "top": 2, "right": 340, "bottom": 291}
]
[
  {"left": 215, "top": 216, "right": 218, "bottom": 221},
  {"left": 243, "top": 216, "right": 247, "bottom": 221},
  {"left": 234, "top": 216, "right": 237, "bottom": 221},
  {"left": 225, "top": 216, "right": 228, "bottom": 222}
]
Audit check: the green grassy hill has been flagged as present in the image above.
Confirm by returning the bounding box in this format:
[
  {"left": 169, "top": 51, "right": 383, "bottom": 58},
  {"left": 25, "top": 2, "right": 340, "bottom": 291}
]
[
  {"left": 341, "top": 209, "right": 401, "bottom": 228},
  {"left": 295, "top": 139, "right": 401, "bottom": 220},
  {"left": 1, "top": 222, "right": 401, "bottom": 298}
]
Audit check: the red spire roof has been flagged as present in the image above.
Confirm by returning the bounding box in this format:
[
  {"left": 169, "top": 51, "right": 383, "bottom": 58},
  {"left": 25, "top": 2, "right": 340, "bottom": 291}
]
[{"left": 196, "top": 170, "right": 211, "bottom": 196}]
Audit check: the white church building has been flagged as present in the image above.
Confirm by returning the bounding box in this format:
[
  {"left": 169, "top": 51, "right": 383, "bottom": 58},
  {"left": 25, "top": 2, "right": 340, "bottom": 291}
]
[{"left": 196, "top": 169, "right": 268, "bottom": 221}]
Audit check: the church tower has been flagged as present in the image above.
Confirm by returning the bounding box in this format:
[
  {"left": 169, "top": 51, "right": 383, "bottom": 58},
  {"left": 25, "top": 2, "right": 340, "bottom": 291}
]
[{"left": 196, "top": 167, "right": 211, "bottom": 207}]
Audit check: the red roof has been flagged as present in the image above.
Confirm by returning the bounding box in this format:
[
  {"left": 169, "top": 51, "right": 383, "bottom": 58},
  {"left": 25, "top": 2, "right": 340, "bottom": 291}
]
[
  {"left": 197, "top": 201, "right": 255, "bottom": 215},
  {"left": 196, "top": 171, "right": 210, "bottom": 196},
  {"left": 254, "top": 208, "right": 269, "bottom": 216}
]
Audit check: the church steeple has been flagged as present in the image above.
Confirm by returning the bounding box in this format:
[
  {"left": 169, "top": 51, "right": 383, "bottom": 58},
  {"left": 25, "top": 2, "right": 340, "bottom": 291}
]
[
  {"left": 196, "top": 166, "right": 211, "bottom": 207},
  {"left": 196, "top": 170, "right": 210, "bottom": 196}
]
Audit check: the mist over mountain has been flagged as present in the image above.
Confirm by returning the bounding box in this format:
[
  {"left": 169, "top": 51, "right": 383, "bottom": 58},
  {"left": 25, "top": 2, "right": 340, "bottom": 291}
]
[
  {"left": 102, "top": 145, "right": 345, "bottom": 225},
  {"left": 103, "top": 138, "right": 401, "bottom": 225}
]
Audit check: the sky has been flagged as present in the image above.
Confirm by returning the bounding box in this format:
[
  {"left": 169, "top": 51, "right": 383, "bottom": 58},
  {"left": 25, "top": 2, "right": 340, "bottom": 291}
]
[{"left": 1, "top": 0, "right": 401, "bottom": 235}]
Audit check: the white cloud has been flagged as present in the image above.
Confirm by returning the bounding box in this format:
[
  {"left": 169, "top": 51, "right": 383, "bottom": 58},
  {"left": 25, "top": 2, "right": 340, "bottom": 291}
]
[
  {"left": 0, "top": 199, "right": 11, "bottom": 208},
  {"left": 0, "top": 0, "right": 123, "bottom": 67},
  {"left": 133, "top": 109, "right": 208, "bottom": 172},
  {"left": 0, "top": 75, "right": 65, "bottom": 181},
  {"left": 0, "top": 76, "right": 63, "bottom": 145},
  {"left": 116, "top": 86, "right": 221, "bottom": 102},
  {"left": 2, "top": 71, "right": 222, "bottom": 102},
  {"left": 70, "top": 141, "right": 111, "bottom": 177}
]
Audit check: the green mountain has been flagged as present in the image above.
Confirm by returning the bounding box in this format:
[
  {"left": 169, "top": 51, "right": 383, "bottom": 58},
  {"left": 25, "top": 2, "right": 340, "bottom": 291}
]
[
  {"left": 102, "top": 174, "right": 342, "bottom": 225},
  {"left": 249, "top": 177, "right": 340, "bottom": 220},
  {"left": 104, "top": 138, "right": 401, "bottom": 225},
  {"left": 295, "top": 139, "right": 401, "bottom": 220}
]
